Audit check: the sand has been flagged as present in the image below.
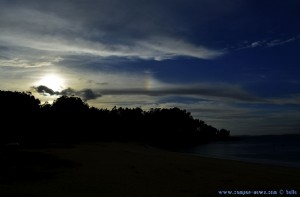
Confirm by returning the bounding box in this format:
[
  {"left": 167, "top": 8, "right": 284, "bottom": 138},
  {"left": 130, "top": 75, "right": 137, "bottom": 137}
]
[{"left": 0, "top": 142, "right": 299, "bottom": 197}]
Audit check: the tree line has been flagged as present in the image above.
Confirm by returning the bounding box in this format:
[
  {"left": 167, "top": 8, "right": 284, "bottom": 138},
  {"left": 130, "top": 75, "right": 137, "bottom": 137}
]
[{"left": 0, "top": 90, "right": 230, "bottom": 147}]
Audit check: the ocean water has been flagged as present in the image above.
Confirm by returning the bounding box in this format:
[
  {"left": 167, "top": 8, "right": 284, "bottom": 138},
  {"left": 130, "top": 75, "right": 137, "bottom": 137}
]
[{"left": 183, "top": 134, "right": 300, "bottom": 168}]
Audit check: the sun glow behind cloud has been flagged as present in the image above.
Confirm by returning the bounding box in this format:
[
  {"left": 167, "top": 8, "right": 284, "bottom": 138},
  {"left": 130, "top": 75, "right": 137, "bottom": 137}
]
[{"left": 35, "top": 74, "right": 65, "bottom": 92}]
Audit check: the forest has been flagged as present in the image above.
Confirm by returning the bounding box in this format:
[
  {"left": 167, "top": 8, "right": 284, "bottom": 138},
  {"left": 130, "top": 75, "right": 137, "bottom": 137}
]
[{"left": 0, "top": 90, "right": 230, "bottom": 147}]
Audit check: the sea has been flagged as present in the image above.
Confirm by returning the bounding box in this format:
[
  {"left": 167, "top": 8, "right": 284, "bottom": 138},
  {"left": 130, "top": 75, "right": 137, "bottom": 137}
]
[{"left": 181, "top": 134, "right": 300, "bottom": 168}]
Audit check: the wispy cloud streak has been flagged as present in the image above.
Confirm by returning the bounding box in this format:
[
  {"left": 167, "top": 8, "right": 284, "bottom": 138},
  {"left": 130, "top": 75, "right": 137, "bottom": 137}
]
[
  {"left": 0, "top": 1, "right": 223, "bottom": 66},
  {"left": 237, "top": 35, "right": 299, "bottom": 50},
  {"left": 33, "top": 82, "right": 261, "bottom": 103}
]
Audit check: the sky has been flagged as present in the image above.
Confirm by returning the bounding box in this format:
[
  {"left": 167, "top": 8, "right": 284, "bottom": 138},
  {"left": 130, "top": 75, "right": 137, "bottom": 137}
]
[{"left": 0, "top": 0, "right": 299, "bottom": 135}]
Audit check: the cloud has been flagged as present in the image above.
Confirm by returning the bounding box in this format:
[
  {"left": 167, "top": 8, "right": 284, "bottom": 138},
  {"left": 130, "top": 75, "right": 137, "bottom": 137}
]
[
  {"left": 238, "top": 35, "right": 299, "bottom": 50},
  {"left": 33, "top": 81, "right": 259, "bottom": 103},
  {"left": 266, "top": 36, "right": 299, "bottom": 47},
  {"left": 0, "top": 57, "right": 62, "bottom": 68},
  {"left": 0, "top": 45, "right": 63, "bottom": 68},
  {"left": 80, "top": 89, "right": 98, "bottom": 101},
  {"left": 0, "top": 0, "right": 223, "bottom": 66},
  {"left": 250, "top": 41, "right": 262, "bottom": 48},
  {"left": 61, "top": 88, "right": 100, "bottom": 101},
  {"left": 60, "top": 88, "right": 76, "bottom": 96},
  {"left": 0, "top": 31, "right": 222, "bottom": 61},
  {"left": 33, "top": 86, "right": 101, "bottom": 101},
  {"left": 43, "top": 82, "right": 300, "bottom": 107},
  {"left": 267, "top": 94, "right": 300, "bottom": 105},
  {"left": 138, "top": 37, "right": 224, "bottom": 60},
  {"left": 34, "top": 85, "right": 58, "bottom": 96},
  {"left": 95, "top": 84, "right": 261, "bottom": 103}
]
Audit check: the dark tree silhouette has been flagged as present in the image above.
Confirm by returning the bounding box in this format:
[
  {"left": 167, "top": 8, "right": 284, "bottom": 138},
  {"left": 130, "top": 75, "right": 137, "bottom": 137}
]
[
  {"left": 0, "top": 90, "right": 230, "bottom": 147},
  {"left": 218, "top": 129, "right": 231, "bottom": 139},
  {"left": 0, "top": 91, "right": 40, "bottom": 145},
  {"left": 51, "top": 96, "right": 89, "bottom": 113}
]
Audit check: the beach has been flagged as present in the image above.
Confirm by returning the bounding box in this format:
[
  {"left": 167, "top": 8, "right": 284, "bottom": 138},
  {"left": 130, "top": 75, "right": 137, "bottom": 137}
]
[{"left": 0, "top": 142, "right": 299, "bottom": 197}]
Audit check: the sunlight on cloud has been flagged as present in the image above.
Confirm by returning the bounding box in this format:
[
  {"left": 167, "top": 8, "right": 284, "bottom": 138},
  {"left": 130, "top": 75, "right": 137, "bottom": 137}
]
[
  {"left": 138, "top": 37, "right": 224, "bottom": 60},
  {"left": 0, "top": 31, "right": 223, "bottom": 61},
  {"left": 0, "top": 56, "right": 62, "bottom": 68},
  {"left": 0, "top": 66, "right": 41, "bottom": 91},
  {"left": 0, "top": 3, "right": 223, "bottom": 62}
]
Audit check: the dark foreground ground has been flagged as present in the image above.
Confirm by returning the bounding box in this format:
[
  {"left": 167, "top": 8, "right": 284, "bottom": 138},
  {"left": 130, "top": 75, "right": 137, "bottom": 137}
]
[{"left": 0, "top": 142, "right": 299, "bottom": 197}]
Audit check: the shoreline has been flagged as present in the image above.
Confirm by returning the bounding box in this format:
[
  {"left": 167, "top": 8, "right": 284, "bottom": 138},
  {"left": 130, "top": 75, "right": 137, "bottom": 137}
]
[
  {"left": 1, "top": 141, "right": 299, "bottom": 197},
  {"left": 171, "top": 134, "right": 300, "bottom": 169},
  {"left": 174, "top": 151, "right": 300, "bottom": 169},
  {"left": 148, "top": 142, "right": 300, "bottom": 171}
]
